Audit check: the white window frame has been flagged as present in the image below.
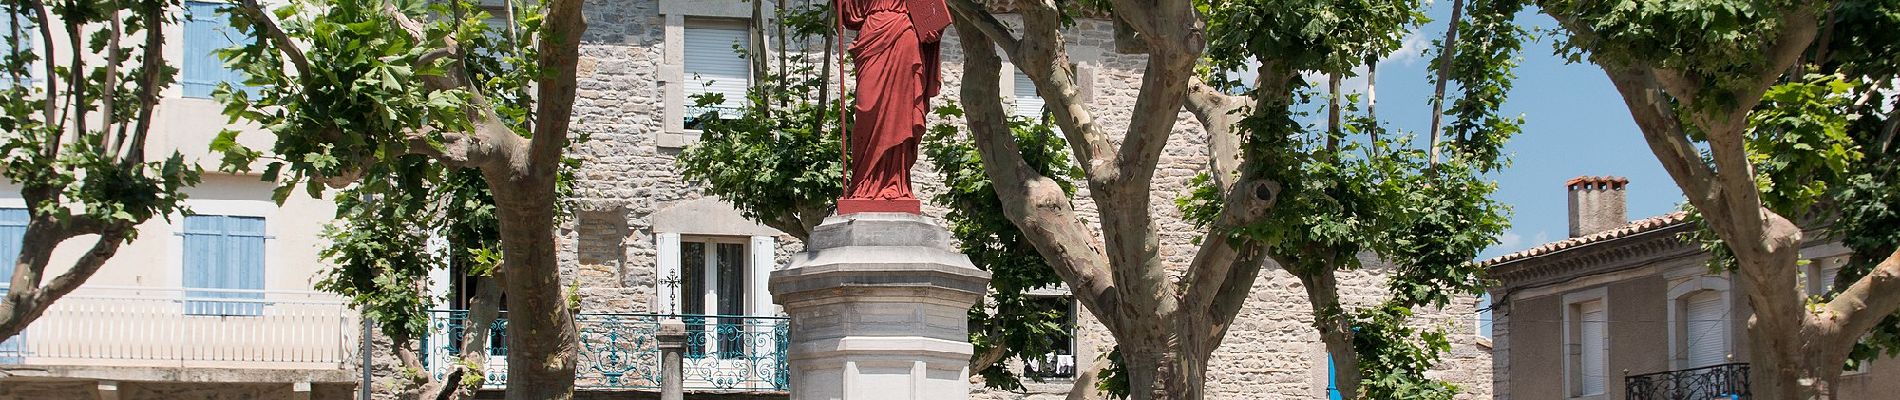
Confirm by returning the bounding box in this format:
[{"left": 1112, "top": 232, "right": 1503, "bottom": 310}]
[
  {"left": 654, "top": 232, "right": 776, "bottom": 318},
  {"left": 1563, "top": 287, "right": 1609, "bottom": 399},
  {"left": 1665, "top": 274, "right": 1732, "bottom": 370}
]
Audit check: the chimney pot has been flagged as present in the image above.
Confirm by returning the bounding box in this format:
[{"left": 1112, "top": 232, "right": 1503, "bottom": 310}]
[{"left": 1567, "top": 176, "right": 1629, "bottom": 237}]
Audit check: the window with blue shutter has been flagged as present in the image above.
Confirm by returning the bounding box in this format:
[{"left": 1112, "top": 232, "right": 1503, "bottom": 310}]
[
  {"left": 1326, "top": 355, "right": 1343, "bottom": 400},
  {"left": 182, "top": 1, "right": 250, "bottom": 98},
  {"left": 0, "top": 208, "right": 27, "bottom": 362},
  {"left": 182, "top": 214, "right": 266, "bottom": 316}
]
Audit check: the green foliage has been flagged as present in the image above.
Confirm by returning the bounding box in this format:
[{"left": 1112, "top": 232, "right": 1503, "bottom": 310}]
[
  {"left": 214, "top": 0, "right": 562, "bottom": 341},
  {"left": 1096, "top": 347, "right": 1130, "bottom": 399},
  {"left": 1188, "top": 0, "right": 1526, "bottom": 396},
  {"left": 1542, "top": 0, "right": 1815, "bottom": 110},
  {"left": 923, "top": 104, "right": 1081, "bottom": 390},
  {"left": 0, "top": 0, "right": 200, "bottom": 237},
  {"left": 677, "top": 2, "right": 842, "bottom": 235},
  {"left": 1440, "top": 0, "right": 1531, "bottom": 170},
  {"left": 1201, "top": 0, "right": 1428, "bottom": 76},
  {"left": 1350, "top": 302, "right": 1458, "bottom": 400}
]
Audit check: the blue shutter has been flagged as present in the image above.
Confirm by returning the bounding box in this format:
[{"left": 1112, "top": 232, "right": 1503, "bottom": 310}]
[
  {"left": 184, "top": 215, "right": 265, "bottom": 316},
  {"left": 0, "top": 208, "right": 27, "bottom": 362},
  {"left": 182, "top": 2, "right": 247, "bottom": 98},
  {"left": 1327, "top": 355, "right": 1342, "bottom": 400}
]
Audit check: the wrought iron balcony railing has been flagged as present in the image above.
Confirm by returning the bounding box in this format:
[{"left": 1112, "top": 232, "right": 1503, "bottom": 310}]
[
  {"left": 423, "top": 310, "right": 789, "bottom": 392},
  {"left": 1625, "top": 362, "right": 1750, "bottom": 400}
]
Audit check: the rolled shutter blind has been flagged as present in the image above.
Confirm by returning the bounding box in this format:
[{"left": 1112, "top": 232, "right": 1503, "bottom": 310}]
[
  {"left": 1685, "top": 291, "right": 1728, "bottom": 367},
  {"left": 1580, "top": 301, "right": 1607, "bottom": 394},
  {"left": 684, "top": 22, "right": 751, "bottom": 112},
  {"left": 1014, "top": 72, "right": 1044, "bottom": 118}
]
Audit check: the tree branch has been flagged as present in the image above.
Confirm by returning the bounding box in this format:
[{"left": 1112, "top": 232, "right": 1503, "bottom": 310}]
[
  {"left": 234, "top": 0, "right": 311, "bottom": 77},
  {"left": 1820, "top": 248, "right": 1900, "bottom": 349},
  {"left": 526, "top": 0, "right": 587, "bottom": 176},
  {"left": 1184, "top": 77, "right": 1243, "bottom": 191},
  {"left": 950, "top": 16, "right": 1120, "bottom": 333},
  {"left": 0, "top": 224, "right": 128, "bottom": 338}
]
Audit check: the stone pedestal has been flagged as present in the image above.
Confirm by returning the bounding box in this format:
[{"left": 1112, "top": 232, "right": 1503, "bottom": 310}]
[{"left": 769, "top": 213, "right": 991, "bottom": 400}]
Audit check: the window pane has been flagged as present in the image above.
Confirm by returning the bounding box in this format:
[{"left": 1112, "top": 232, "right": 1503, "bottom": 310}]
[
  {"left": 1022, "top": 296, "right": 1075, "bottom": 379},
  {"left": 1579, "top": 301, "right": 1606, "bottom": 395},
  {"left": 680, "top": 242, "right": 706, "bottom": 315},
  {"left": 680, "top": 241, "right": 707, "bottom": 358},
  {"left": 715, "top": 243, "right": 746, "bottom": 358}
]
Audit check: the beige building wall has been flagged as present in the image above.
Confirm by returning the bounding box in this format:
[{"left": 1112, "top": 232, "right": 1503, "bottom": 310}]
[{"left": 0, "top": 3, "right": 356, "bottom": 398}]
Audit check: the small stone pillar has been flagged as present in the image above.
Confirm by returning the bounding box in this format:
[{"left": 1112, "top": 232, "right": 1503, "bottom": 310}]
[
  {"left": 770, "top": 213, "right": 991, "bottom": 400},
  {"left": 658, "top": 318, "right": 687, "bottom": 400}
]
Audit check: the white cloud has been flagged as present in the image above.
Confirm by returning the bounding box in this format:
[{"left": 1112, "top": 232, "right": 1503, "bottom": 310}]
[{"left": 1384, "top": 32, "right": 1433, "bottom": 67}]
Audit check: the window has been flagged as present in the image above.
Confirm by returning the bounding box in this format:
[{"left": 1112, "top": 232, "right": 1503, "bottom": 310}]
[
  {"left": 182, "top": 214, "right": 266, "bottom": 316},
  {"left": 1021, "top": 296, "right": 1076, "bottom": 380},
  {"left": 679, "top": 237, "right": 748, "bottom": 358},
  {"left": 682, "top": 19, "right": 750, "bottom": 129},
  {"left": 182, "top": 1, "right": 251, "bottom": 98},
  {"left": 1477, "top": 293, "right": 1493, "bottom": 340},
  {"left": 1013, "top": 70, "right": 1044, "bottom": 119},
  {"left": 1567, "top": 297, "right": 1608, "bottom": 397},
  {"left": 0, "top": 208, "right": 26, "bottom": 363},
  {"left": 1679, "top": 290, "right": 1728, "bottom": 368}
]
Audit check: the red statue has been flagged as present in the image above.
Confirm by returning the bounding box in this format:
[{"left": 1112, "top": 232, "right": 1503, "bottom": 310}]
[{"left": 837, "top": 0, "right": 947, "bottom": 215}]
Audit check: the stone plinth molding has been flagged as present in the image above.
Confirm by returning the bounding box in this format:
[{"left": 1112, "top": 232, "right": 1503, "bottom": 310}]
[{"left": 769, "top": 213, "right": 990, "bottom": 400}]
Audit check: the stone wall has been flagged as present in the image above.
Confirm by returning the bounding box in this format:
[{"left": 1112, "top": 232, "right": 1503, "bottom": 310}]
[{"left": 368, "top": 0, "right": 1493, "bottom": 399}]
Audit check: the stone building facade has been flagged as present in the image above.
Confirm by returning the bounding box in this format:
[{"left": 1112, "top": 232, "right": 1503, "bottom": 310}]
[
  {"left": 379, "top": 1, "right": 1494, "bottom": 399},
  {"left": 1485, "top": 177, "right": 1900, "bottom": 400}
]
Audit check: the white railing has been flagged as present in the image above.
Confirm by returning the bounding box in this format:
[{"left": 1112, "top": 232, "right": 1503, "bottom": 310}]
[{"left": 0, "top": 285, "right": 359, "bottom": 369}]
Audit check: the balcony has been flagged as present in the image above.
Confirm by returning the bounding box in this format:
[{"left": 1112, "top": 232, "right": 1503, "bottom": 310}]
[
  {"left": 423, "top": 311, "right": 789, "bottom": 393},
  {"left": 1625, "top": 363, "right": 1750, "bottom": 400},
  {"left": 0, "top": 286, "right": 359, "bottom": 371}
]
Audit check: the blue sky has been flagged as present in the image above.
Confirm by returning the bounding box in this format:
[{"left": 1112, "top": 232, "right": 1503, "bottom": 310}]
[{"left": 1316, "top": 2, "right": 1688, "bottom": 260}]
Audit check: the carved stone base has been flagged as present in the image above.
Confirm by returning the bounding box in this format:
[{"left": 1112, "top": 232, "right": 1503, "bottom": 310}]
[{"left": 769, "top": 213, "right": 990, "bottom": 400}]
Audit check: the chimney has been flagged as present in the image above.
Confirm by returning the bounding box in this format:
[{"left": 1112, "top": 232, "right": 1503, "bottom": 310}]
[{"left": 1567, "top": 176, "right": 1629, "bottom": 238}]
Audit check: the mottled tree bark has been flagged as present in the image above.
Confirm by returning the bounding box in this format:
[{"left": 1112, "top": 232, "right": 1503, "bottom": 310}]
[{"left": 947, "top": 0, "right": 1280, "bottom": 398}]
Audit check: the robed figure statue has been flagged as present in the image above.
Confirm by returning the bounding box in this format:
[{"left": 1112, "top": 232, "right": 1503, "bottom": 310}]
[{"left": 836, "top": 0, "right": 949, "bottom": 215}]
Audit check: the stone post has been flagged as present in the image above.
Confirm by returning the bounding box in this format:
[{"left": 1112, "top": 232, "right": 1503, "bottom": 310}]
[
  {"left": 770, "top": 213, "right": 991, "bottom": 400},
  {"left": 658, "top": 318, "right": 687, "bottom": 400}
]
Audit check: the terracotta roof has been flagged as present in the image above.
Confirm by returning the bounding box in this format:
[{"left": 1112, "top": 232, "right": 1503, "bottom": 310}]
[
  {"left": 1482, "top": 211, "right": 1689, "bottom": 266},
  {"left": 1566, "top": 175, "right": 1630, "bottom": 190}
]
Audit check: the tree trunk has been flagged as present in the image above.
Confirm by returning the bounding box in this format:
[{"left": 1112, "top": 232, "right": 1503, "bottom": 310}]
[
  {"left": 1122, "top": 341, "right": 1208, "bottom": 400},
  {"left": 1295, "top": 264, "right": 1359, "bottom": 399},
  {"left": 489, "top": 175, "right": 578, "bottom": 400}
]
